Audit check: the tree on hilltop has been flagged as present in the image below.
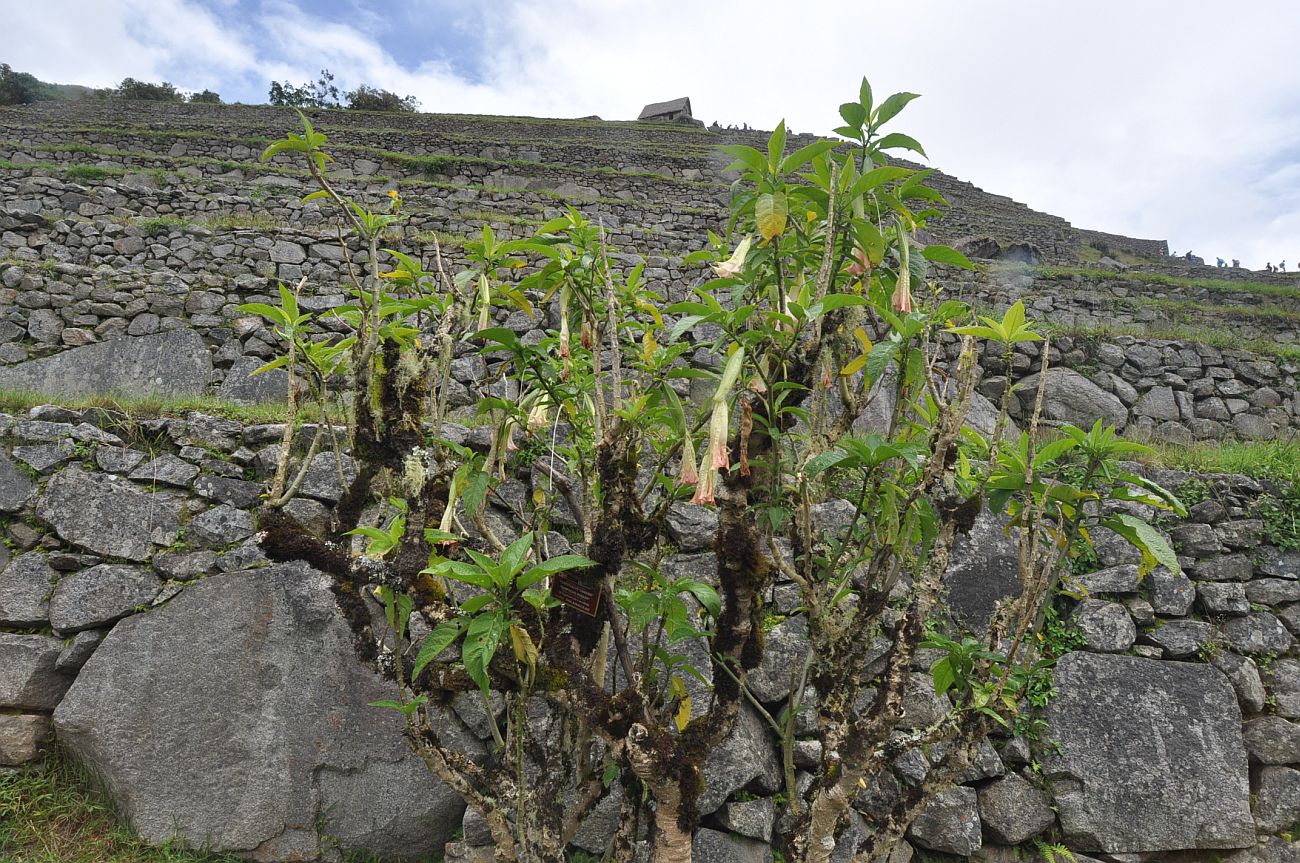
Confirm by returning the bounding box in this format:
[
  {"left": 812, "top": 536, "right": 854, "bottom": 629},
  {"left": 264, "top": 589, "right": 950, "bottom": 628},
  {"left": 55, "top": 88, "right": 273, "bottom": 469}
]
[
  {"left": 113, "top": 78, "right": 184, "bottom": 101},
  {"left": 345, "top": 84, "right": 419, "bottom": 112}
]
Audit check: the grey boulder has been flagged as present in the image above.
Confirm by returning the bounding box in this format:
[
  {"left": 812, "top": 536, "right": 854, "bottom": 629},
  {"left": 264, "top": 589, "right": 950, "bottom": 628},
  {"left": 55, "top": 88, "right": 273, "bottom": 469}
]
[
  {"left": 977, "top": 772, "right": 1055, "bottom": 845},
  {"left": 0, "top": 329, "right": 212, "bottom": 398},
  {"left": 0, "top": 633, "right": 71, "bottom": 710},
  {"left": 48, "top": 564, "right": 162, "bottom": 632},
  {"left": 1042, "top": 652, "right": 1253, "bottom": 853},
  {"left": 906, "top": 786, "right": 981, "bottom": 855},
  {"left": 0, "top": 551, "right": 57, "bottom": 626},
  {"left": 53, "top": 562, "right": 464, "bottom": 860},
  {"left": 37, "top": 467, "right": 181, "bottom": 561},
  {"left": 1016, "top": 368, "right": 1127, "bottom": 430}
]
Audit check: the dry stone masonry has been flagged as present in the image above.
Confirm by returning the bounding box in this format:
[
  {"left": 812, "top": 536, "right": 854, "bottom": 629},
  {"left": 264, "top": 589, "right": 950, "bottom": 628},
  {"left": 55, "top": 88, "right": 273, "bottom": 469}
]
[{"left": 1, "top": 98, "right": 1299, "bottom": 862}]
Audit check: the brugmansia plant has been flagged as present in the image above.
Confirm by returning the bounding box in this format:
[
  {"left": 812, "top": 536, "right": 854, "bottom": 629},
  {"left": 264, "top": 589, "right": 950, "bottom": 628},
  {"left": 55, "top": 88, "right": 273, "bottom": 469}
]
[{"left": 250, "top": 80, "right": 1181, "bottom": 863}]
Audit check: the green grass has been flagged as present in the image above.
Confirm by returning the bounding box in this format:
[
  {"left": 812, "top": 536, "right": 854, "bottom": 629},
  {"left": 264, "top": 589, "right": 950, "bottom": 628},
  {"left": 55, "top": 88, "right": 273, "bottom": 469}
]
[
  {"left": 0, "top": 389, "right": 311, "bottom": 426},
  {"left": 1037, "top": 265, "right": 1300, "bottom": 301},
  {"left": 0, "top": 747, "right": 245, "bottom": 863},
  {"left": 1133, "top": 438, "right": 1300, "bottom": 483}
]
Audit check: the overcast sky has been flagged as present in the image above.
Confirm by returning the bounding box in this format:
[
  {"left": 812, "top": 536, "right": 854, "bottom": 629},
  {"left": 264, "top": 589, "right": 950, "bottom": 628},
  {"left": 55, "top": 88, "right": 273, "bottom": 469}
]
[{"left": 8, "top": 0, "right": 1300, "bottom": 269}]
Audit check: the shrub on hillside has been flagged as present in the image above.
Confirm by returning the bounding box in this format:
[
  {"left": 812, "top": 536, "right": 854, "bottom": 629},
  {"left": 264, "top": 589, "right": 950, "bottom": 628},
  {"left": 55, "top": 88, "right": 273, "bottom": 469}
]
[
  {"left": 345, "top": 84, "right": 419, "bottom": 112},
  {"left": 0, "top": 63, "right": 68, "bottom": 105},
  {"left": 187, "top": 89, "right": 221, "bottom": 104},
  {"left": 113, "top": 78, "right": 183, "bottom": 102}
]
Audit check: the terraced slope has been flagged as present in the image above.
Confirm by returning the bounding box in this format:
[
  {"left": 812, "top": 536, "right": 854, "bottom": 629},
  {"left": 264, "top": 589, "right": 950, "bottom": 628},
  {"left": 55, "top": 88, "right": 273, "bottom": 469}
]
[{"left": 0, "top": 99, "right": 1297, "bottom": 442}]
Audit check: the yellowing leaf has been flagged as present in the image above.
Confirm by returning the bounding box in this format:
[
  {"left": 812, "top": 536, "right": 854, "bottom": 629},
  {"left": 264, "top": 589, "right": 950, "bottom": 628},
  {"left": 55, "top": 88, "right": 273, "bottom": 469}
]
[
  {"left": 675, "top": 696, "right": 692, "bottom": 732},
  {"left": 853, "top": 326, "right": 872, "bottom": 352},
  {"left": 756, "top": 192, "right": 788, "bottom": 243},
  {"left": 509, "top": 624, "right": 538, "bottom": 675}
]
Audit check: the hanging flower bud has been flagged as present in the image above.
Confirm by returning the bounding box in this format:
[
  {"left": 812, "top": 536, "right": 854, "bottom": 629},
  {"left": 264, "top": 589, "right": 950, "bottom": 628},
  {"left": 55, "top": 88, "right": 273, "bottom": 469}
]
[
  {"left": 711, "top": 236, "right": 752, "bottom": 278},
  {"left": 678, "top": 433, "right": 699, "bottom": 486},
  {"left": 707, "top": 401, "right": 731, "bottom": 470},
  {"left": 478, "top": 275, "right": 492, "bottom": 331},
  {"left": 580, "top": 320, "right": 594, "bottom": 350},
  {"left": 892, "top": 224, "right": 913, "bottom": 314},
  {"left": 558, "top": 285, "right": 571, "bottom": 358}
]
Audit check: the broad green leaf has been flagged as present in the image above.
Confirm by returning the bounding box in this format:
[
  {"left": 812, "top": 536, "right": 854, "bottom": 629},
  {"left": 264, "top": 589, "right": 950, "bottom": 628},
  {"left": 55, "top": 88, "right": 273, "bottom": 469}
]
[
  {"left": 463, "top": 614, "right": 504, "bottom": 696},
  {"left": 931, "top": 656, "right": 956, "bottom": 696},
  {"left": 858, "top": 77, "right": 874, "bottom": 116},
  {"left": 806, "top": 450, "right": 852, "bottom": 476},
  {"left": 425, "top": 560, "right": 493, "bottom": 590},
  {"left": 518, "top": 554, "right": 599, "bottom": 589},
  {"left": 838, "top": 102, "right": 867, "bottom": 129},
  {"left": 846, "top": 166, "right": 912, "bottom": 200},
  {"left": 718, "top": 144, "right": 767, "bottom": 176},
  {"left": 876, "top": 132, "right": 927, "bottom": 157},
  {"left": 921, "top": 245, "right": 976, "bottom": 270},
  {"left": 780, "top": 139, "right": 840, "bottom": 175},
  {"left": 499, "top": 531, "right": 534, "bottom": 580},
  {"left": 679, "top": 580, "right": 721, "bottom": 619},
  {"left": 1104, "top": 513, "right": 1181, "bottom": 576},
  {"left": 767, "top": 121, "right": 788, "bottom": 172},
  {"left": 411, "top": 619, "right": 467, "bottom": 679},
  {"left": 872, "top": 92, "right": 921, "bottom": 128}
]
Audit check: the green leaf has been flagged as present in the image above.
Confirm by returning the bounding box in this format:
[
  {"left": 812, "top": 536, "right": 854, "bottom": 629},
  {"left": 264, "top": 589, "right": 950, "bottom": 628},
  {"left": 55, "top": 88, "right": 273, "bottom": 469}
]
[
  {"left": 921, "top": 245, "right": 976, "bottom": 270},
  {"left": 718, "top": 144, "right": 767, "bottom": 176},
  {"left": 499, "top": 531, "right": 534, "bottom": 580},
  {"left": 780, "top": 139, "right": 840, "bottom": 175},
  {"left": 838, "top": 102, "right": 867, "bottom": 129},
  {"left": 872, "top": 92, "right": 921, "bottom": 128},
  {"left": 237, "top": 302, "right": 289, "bottom": 326},
  {"left": 301, "top": 189, "right": 330, "bottom": 203},
  {"left": 806, "top": 450, "right": 852, "bottom": 476},
  {"left": 767, "top": 121, "right": 788, "bottom": 172},
  {"left": 602, "top": 762, "right": 619, "bottom": 787},
  {"left": 1103, "top": 513, "right": 1181, "bottom": 577},
  {"left": 411, "top": 619, "right": 467, "bottom": 679},
  {"left": 846, "top": 166, "right": 912, "bottom": 200},
  {"left": 463, "top": 614, "right": 504, "bottom": 696},
  {"left": 423, "top": 528, "right": 461, "bottom": 544},
  {"left": 679, "top": 580, "right": 721, "bottom": 619},
  {"left": 818, "top": 294, "right": 872, "bottom": 313},
  {"left": 425, "top": 560, "right": 493, "bottom": 589},
  {"left": 931, "top": 656, "right": 956, "bottom": 696},
  {"left": 858, "top": 77, "right": 874, "bottom": 117},
  {"left": 518, "top": 554, "right": 598, "bottom": 589},
  {"left": 876, "top": 132, "right": 927, "bottom": 158}
]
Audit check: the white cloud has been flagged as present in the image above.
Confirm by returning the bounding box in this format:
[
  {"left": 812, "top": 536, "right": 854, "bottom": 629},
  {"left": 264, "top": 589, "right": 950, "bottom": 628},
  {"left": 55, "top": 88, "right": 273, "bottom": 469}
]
[{"left": 9, "top": 0, "right": 1300, "bottom": 267}]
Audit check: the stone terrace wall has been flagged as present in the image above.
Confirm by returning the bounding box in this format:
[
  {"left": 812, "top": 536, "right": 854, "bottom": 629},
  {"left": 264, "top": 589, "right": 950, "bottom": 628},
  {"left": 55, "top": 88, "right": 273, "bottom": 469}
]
[
  {"left": 1076, "top": 227, "right": 1170, "bottom": 261},
  {"left": 1, "top": 402, "right": 1300, "bottom": 862}
]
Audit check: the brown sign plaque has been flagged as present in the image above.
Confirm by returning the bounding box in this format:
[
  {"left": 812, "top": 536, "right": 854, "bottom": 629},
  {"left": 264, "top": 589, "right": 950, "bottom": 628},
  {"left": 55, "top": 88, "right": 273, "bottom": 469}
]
[{"left": 551, "top": 573, "right": 601, "bottom": 616}]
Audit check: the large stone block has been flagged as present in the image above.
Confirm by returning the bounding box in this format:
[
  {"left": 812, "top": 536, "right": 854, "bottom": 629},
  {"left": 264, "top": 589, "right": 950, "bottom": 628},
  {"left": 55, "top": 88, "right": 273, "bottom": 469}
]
[
  {"left": 53, "top": 563, "right": 463, "bottom": 861},
  {"left": 0, "top": 633, "right": 71, "bottom": 710},
  {"left": 0, "top": 329, "right": 212, "bottom": 398},
  {"left": 37, "top": 467, "right": 181, "bottom": 561},
  {"left": 1016, "top": 368, "right": 1128, "bottom": 430},
  {"left": 943, "top": 508, "right": 1020, "bottom": 632},
  {"left": 1042, "top": 652, "right": 1253, "bottom": 853}
]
